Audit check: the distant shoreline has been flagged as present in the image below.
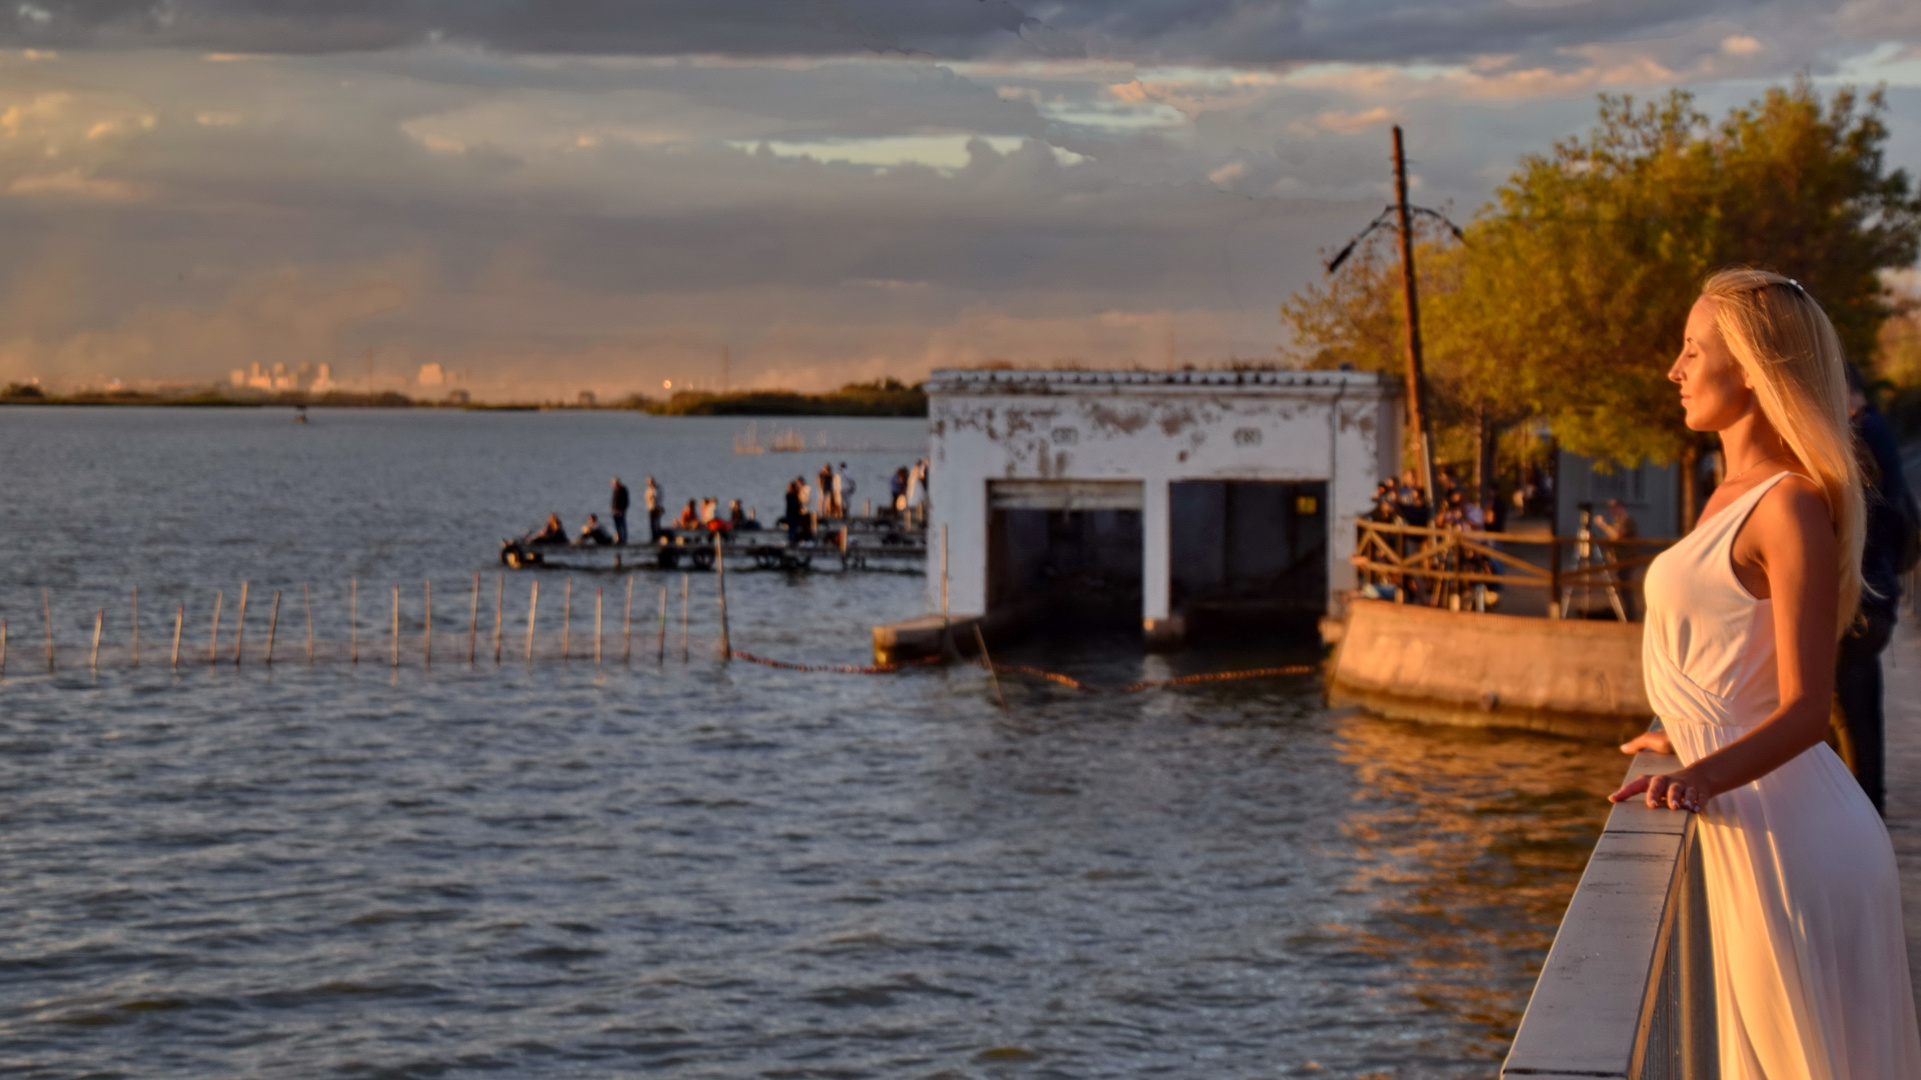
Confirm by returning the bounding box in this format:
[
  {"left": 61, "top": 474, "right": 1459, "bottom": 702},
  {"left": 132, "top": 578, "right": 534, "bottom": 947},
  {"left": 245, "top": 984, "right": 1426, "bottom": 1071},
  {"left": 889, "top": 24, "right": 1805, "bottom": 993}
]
[{"left": 0, "top": 380, "right": 928, "bottom": 417}]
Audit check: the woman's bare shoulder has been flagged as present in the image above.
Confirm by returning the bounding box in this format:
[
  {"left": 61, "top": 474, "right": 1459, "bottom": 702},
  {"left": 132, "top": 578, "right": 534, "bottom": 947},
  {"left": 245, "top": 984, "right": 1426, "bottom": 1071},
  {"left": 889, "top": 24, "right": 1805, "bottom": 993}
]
[{"left": 1747, "top": 471, "right": 1836, "bottom": 548}]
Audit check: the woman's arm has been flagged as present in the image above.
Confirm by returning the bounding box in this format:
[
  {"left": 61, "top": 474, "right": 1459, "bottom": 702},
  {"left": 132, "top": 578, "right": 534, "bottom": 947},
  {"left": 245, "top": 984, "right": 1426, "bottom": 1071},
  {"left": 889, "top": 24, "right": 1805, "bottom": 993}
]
[{"left": 1610, "top": 477, "right": 1839, "bottom": 810}]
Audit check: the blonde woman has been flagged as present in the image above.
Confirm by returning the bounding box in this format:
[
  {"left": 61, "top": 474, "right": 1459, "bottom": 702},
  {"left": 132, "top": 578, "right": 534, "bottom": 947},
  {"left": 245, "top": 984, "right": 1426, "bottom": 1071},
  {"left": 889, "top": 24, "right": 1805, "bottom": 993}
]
[{"left": 1611, "top": 268, "right": 1921, "bottom": 1077}]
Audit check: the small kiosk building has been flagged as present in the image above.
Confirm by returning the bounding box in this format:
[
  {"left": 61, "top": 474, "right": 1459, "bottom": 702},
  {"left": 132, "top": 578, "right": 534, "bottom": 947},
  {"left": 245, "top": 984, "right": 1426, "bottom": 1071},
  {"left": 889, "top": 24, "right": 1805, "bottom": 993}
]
[{"left": 923, "top": 367, "right": 1403, "bottom": 647}]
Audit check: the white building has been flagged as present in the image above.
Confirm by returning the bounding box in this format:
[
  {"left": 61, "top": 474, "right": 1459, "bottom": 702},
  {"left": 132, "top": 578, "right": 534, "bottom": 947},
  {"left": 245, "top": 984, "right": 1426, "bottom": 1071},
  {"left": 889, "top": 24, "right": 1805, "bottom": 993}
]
[{"left": 925, "top": 368, "right": 1403, "bottom": 647}]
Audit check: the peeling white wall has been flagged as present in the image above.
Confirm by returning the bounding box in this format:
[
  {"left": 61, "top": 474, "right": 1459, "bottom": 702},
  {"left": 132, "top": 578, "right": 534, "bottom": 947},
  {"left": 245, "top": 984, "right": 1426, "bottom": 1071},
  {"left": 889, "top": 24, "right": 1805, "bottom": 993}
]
[{"left": 924, "top": 370, "right": 1403, "bottom": 622}]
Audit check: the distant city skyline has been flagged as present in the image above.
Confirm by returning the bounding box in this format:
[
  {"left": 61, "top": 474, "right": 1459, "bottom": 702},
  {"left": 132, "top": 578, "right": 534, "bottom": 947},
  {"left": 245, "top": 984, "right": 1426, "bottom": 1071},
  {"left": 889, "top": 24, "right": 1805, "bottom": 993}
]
[{"left": 0, "top": 3, "right": 1915, "bottom": 400}]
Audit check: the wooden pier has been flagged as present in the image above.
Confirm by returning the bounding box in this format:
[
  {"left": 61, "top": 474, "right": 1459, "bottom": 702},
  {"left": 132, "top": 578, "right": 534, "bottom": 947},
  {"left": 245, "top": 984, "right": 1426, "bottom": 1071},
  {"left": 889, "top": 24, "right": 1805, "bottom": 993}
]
[{"left": 504, "top": 521, "right": 926, "bottom": 575}]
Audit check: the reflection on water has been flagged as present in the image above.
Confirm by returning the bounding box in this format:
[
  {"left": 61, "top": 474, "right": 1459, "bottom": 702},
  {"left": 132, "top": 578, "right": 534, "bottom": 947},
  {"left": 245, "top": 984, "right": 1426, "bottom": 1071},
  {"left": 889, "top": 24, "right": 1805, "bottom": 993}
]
[
  {"left": 1332, "top": 714, "right": 1627, "bottom": 1066},
  {"left": 0, "top": 409, "right": 1627, "bottom": 1078}
]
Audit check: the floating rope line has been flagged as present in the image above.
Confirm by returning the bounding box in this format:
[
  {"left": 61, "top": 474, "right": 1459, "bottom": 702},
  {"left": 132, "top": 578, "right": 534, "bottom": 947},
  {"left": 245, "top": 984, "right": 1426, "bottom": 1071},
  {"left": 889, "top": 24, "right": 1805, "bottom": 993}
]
[
  {"left": 731, "top": 650, "right": 945, "bottom": 675},
  {"left": 1116, "top": 664, "right": 1318, "bottom": 693},
  {"left": 730, "top": 650, "right": 1316, "bottom": 694},
  {"left": 988, "top": 661, "right": 1318, "bottom": 694}
]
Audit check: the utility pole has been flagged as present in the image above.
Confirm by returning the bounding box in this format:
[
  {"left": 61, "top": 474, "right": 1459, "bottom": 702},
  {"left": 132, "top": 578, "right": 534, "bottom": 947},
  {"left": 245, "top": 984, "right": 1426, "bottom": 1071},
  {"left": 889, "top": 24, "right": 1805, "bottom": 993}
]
[
  {"left": 1392, "top": 125, "right": 1439, "bottom": 506},
  {"left": 721, "top": 346, "right": 730, "bottom": 394}
]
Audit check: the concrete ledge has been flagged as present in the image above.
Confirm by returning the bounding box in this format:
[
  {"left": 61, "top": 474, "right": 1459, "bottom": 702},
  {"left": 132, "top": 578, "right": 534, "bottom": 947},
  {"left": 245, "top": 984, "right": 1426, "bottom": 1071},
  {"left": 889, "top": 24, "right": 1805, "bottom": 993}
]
[
  {"left": 1501, "top": 752, "right": 1705, "bottom": 1078},
  {"left": 873, "top": 615, "right": 975, "bottom": 665},
  {"left": 1327, "top": 599, "right": 1651, "bottom": 741},
  {"left": 1142, "top": 615, "right": 1186, "bottom": 651}
]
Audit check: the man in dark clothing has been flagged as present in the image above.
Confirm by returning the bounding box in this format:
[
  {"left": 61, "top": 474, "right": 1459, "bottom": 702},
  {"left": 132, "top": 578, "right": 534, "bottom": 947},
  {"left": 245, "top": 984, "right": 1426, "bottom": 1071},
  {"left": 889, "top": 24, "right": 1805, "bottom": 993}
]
[
  {"left": 783, "top": 480, "right": 804, "bottom": 546},
  {"left": 1839, "top": 365, "right": 1915, "bottom": 816},
  {"left": 610, "top": 477, "right": 631, "bottom": 545}
]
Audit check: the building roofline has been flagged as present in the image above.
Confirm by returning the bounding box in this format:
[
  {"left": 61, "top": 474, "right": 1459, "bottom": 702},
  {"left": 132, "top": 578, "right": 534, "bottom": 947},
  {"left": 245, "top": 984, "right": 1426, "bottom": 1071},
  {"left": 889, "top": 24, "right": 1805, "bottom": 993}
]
[{"left": 926, "top": 367, "right": 1400, "bottom": 394}]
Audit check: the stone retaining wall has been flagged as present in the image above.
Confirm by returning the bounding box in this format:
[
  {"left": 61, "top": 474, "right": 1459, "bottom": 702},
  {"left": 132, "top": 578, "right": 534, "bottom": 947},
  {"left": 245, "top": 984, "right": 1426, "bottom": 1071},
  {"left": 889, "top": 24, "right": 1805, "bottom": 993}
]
[{"left": 1327, "top": 598, "right": 1651, "bottom": 742}]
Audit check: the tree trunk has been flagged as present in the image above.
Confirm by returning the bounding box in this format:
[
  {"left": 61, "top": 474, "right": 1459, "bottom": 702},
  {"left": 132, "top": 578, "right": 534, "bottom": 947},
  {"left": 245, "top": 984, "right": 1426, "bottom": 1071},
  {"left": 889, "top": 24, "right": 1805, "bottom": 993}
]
[
  {"left": 1679, "top": 441, "right": 1700, "bottom": 534},
  {"left": 1475, "top": 404, "right": 1496, "bottom": 511}
]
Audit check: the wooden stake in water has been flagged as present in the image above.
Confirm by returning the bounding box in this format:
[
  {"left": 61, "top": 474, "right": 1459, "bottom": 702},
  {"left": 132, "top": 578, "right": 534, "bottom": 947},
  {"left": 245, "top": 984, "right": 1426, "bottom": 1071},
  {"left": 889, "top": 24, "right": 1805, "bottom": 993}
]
[
  {"left": 974, "top": 624, "right": 1005, "bottom": 711},
  {"left": 90, "top": 610, "right": 102, "bottom": 673},
  {"left": 594, "top": 586, "right": 603, "bottom": 666},
  {"left": 562, "top": 578, "right": 573, "bottom": 661},
  {"left": 43, "top": 588, "right": 54, "bottom": 672},
  {"left": 468, "top": 571, "right": 481, "bottom": 665},
  {"left": 657, "top": 584, "right": 667, "bottom": 662},
  {"left": 130, "top": 586, "right": 140, "bottom": 668},
  {"left": 492, "top": 575, "right": 504, "bottom": 664},
  {"left": 525, "top": 580, "right": 539, "bottom": 663},
  {"left": 390, "top": 584, "right": 400, "bottom": 667},
  {"left": 680, "top": 574, "right": 690, "bottom": 662},
  {"left": 1, "top": 618, "right": 8, "bottom": 676},
  {"left": 265, "top": 591, "right": 281, "bottom": 666},
  {"left": 233, "top": 581, "right": 249, "bottom": 665},
  {"left": 349, "top": 578, "right": 359, "bottom": 664},
  {"left": 208, "top": 590, "right": 222, "bottom": 665},
  {"left": 622, "top": 575, "right": 635, "bottom": 664},
  {"left": 423, "top": 580, "right": 432, "bottom": 667},
  {"left": 715, "top": 533, "right": 731, "bottom": 661},
  {"left": 171, "top": 605, "right": 183, "bottom": 668},
  {"left": 303, "top": 584, "right": 314, "bottom": 665}
]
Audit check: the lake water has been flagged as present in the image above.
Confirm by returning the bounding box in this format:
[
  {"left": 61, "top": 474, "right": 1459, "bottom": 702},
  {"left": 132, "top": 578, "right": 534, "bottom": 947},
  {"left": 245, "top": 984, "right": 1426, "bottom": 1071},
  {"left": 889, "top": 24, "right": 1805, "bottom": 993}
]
[{"left": 0, "top": 408, "right": 1624, "bottom": 1079}]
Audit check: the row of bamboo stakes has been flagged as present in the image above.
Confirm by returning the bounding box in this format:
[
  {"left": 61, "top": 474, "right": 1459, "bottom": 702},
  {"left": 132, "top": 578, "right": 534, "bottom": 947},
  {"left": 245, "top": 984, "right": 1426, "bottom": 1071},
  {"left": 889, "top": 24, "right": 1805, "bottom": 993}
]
[{"left": 2, "top": 538, "right": 738, "bottom": 675}]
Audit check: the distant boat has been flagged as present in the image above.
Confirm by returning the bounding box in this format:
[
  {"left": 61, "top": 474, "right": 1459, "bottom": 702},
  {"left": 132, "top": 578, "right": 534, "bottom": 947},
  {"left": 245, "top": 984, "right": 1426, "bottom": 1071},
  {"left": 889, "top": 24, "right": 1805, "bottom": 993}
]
[
  {"left": 770, "top": 428, "right": 806, "bottom": 453},
  {"left": 734, "top": 422, "right": 765, "bottom": 455}
]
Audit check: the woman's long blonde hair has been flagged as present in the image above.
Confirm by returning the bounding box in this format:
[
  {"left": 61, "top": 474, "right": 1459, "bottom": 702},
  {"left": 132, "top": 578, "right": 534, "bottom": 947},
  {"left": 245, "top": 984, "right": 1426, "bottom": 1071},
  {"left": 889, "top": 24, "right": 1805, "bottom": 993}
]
[{"left": 1700, "top": 267, "right": 1864, "bottom": 636}]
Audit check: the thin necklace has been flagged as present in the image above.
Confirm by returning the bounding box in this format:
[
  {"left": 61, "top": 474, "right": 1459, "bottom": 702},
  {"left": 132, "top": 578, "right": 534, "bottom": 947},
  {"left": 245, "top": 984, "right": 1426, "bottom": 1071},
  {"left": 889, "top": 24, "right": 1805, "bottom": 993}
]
[{"left": 1724, "top": 452, "right": 1785, "bottom": 486}]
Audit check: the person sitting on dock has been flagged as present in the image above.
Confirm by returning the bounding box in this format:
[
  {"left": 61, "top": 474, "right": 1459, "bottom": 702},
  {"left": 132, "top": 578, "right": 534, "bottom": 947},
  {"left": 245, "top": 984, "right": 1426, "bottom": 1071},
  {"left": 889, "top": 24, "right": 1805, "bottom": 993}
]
[
  {"left": 531, "top": 513, "right": 568, "bottom": 545},
  {"left": 674, "top": 500, "right": 700, "bottom": 531},
  {"left": 730, "top": 499, "right": 760, "bottom": 530},
  {"left": 578, "top": 514, "right": 615, "bottom": 546}
]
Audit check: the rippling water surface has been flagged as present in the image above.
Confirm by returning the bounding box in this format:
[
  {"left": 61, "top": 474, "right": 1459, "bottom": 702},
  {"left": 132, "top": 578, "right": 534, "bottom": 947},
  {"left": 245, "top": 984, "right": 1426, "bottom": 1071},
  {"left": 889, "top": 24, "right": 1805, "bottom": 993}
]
[{"left": 0, "top": 408, "right": 1624, "bottom": 1078}]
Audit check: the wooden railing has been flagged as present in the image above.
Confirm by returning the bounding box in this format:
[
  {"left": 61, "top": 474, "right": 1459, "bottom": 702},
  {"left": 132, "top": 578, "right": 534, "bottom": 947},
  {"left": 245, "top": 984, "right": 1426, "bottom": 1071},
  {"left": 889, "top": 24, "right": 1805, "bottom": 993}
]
[{"left": 1350, "top": 519, "right": 1675, "bottom": 619}]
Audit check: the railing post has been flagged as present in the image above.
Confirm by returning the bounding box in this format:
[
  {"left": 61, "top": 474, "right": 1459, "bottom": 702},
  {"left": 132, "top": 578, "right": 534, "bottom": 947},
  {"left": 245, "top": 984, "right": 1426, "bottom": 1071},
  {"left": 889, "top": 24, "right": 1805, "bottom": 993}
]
[
  {"left": 1677, "top": 830, "right": 1717, "bottom": 1079},
  {"left": 1549, "top": 538, "right": 1564, "bottom": 620}
]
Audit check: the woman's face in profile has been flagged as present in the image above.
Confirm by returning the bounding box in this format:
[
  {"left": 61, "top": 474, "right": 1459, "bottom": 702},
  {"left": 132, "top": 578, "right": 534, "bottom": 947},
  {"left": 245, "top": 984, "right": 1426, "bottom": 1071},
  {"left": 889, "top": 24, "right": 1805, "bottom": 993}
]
[{"left": 1669, "top": 297, "right": 1753, "bottom": 432}]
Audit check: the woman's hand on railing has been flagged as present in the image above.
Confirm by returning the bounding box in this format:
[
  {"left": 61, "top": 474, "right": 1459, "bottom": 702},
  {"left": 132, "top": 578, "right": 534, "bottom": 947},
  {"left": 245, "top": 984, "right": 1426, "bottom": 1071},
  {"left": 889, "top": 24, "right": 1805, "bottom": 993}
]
[
  {"left": 1619, "top": 730, "right": 1672, "bottom": 756},
  {"left": 1609, "top": 731, "right": 1708, "bottom": 811},
  {"left": 1609, "top": 767, "right": 1706, "bottom": 812}
]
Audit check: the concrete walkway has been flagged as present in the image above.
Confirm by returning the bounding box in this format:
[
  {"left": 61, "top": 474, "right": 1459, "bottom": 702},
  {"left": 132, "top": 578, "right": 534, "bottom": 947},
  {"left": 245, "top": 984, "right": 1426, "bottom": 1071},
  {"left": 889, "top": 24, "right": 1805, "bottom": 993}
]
[{"left": 1882, "top": 610, "right": 1921, "bottom": 1001}]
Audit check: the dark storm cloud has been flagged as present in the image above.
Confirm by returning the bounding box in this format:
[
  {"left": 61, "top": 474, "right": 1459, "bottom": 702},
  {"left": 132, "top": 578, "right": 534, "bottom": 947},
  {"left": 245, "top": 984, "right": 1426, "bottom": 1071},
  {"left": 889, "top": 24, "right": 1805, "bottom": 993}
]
[
  {"left": 1, "top": 0, "right": 1846, "bottom": 65},
  {"left": 3, "top": 0, "right": 1075, "bottom": 56}
]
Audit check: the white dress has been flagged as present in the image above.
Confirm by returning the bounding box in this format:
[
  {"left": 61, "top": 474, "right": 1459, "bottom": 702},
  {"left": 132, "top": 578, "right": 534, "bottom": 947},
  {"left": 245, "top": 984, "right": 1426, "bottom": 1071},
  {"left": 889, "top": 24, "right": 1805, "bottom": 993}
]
[{"left": 1642, "top": 471, "right": 1921, "bottom": 1078}]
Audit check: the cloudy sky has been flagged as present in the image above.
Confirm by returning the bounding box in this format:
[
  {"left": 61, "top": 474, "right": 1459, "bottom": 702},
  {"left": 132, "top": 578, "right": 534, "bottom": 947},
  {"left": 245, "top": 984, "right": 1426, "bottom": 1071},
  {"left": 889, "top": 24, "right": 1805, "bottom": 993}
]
[{"left": 1, "top": 1, "right": 1918, "bottom": 399}]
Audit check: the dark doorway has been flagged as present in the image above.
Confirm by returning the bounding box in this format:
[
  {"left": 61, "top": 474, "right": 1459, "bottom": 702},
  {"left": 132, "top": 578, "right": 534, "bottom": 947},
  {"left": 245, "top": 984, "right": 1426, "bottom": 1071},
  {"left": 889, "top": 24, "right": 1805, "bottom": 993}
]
[
  {"left": 1169, "top": 480, "right": 1327, "bottom": 640},
  {"left": 987, "top": 480, "right": 1143, "bottom": 628}
]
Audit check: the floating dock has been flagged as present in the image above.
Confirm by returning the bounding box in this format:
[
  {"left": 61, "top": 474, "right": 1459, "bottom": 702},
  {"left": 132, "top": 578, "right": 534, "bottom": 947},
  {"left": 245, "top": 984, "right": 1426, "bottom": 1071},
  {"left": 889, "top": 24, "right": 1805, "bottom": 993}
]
[{"left": 506, "top": 520, "right": 927, "bottom": 575}]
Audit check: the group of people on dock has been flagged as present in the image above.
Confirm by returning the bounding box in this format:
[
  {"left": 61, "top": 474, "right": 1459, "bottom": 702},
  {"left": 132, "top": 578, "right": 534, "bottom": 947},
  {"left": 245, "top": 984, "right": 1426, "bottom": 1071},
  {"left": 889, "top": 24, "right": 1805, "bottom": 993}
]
[
  {"left": 527, "top": 477, "right": 758, "bottom": 548},
  {"left": 773, "top": 459, "right": 928, "bottom": 543},
  {"left": 523, "top": 460, "right": 930, "bottom": 551},
  {"left": 1361, "top": 465, "right": 1643, "bottom": 614}
]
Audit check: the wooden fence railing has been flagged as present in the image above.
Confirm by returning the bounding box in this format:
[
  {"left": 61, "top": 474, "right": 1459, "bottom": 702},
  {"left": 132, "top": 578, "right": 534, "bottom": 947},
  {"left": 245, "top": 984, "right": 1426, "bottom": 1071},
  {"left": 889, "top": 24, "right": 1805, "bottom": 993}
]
[{"left": 1351, "top": 519, "right": 1676, "bottom": 620}]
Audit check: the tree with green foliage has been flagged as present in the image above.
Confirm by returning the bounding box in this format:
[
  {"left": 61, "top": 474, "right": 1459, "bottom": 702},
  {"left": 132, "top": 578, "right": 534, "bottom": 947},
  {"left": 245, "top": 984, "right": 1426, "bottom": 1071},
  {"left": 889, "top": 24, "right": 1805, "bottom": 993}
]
[{"left": 1285, "top": 80, "right": 1921, "bottom": 524}]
